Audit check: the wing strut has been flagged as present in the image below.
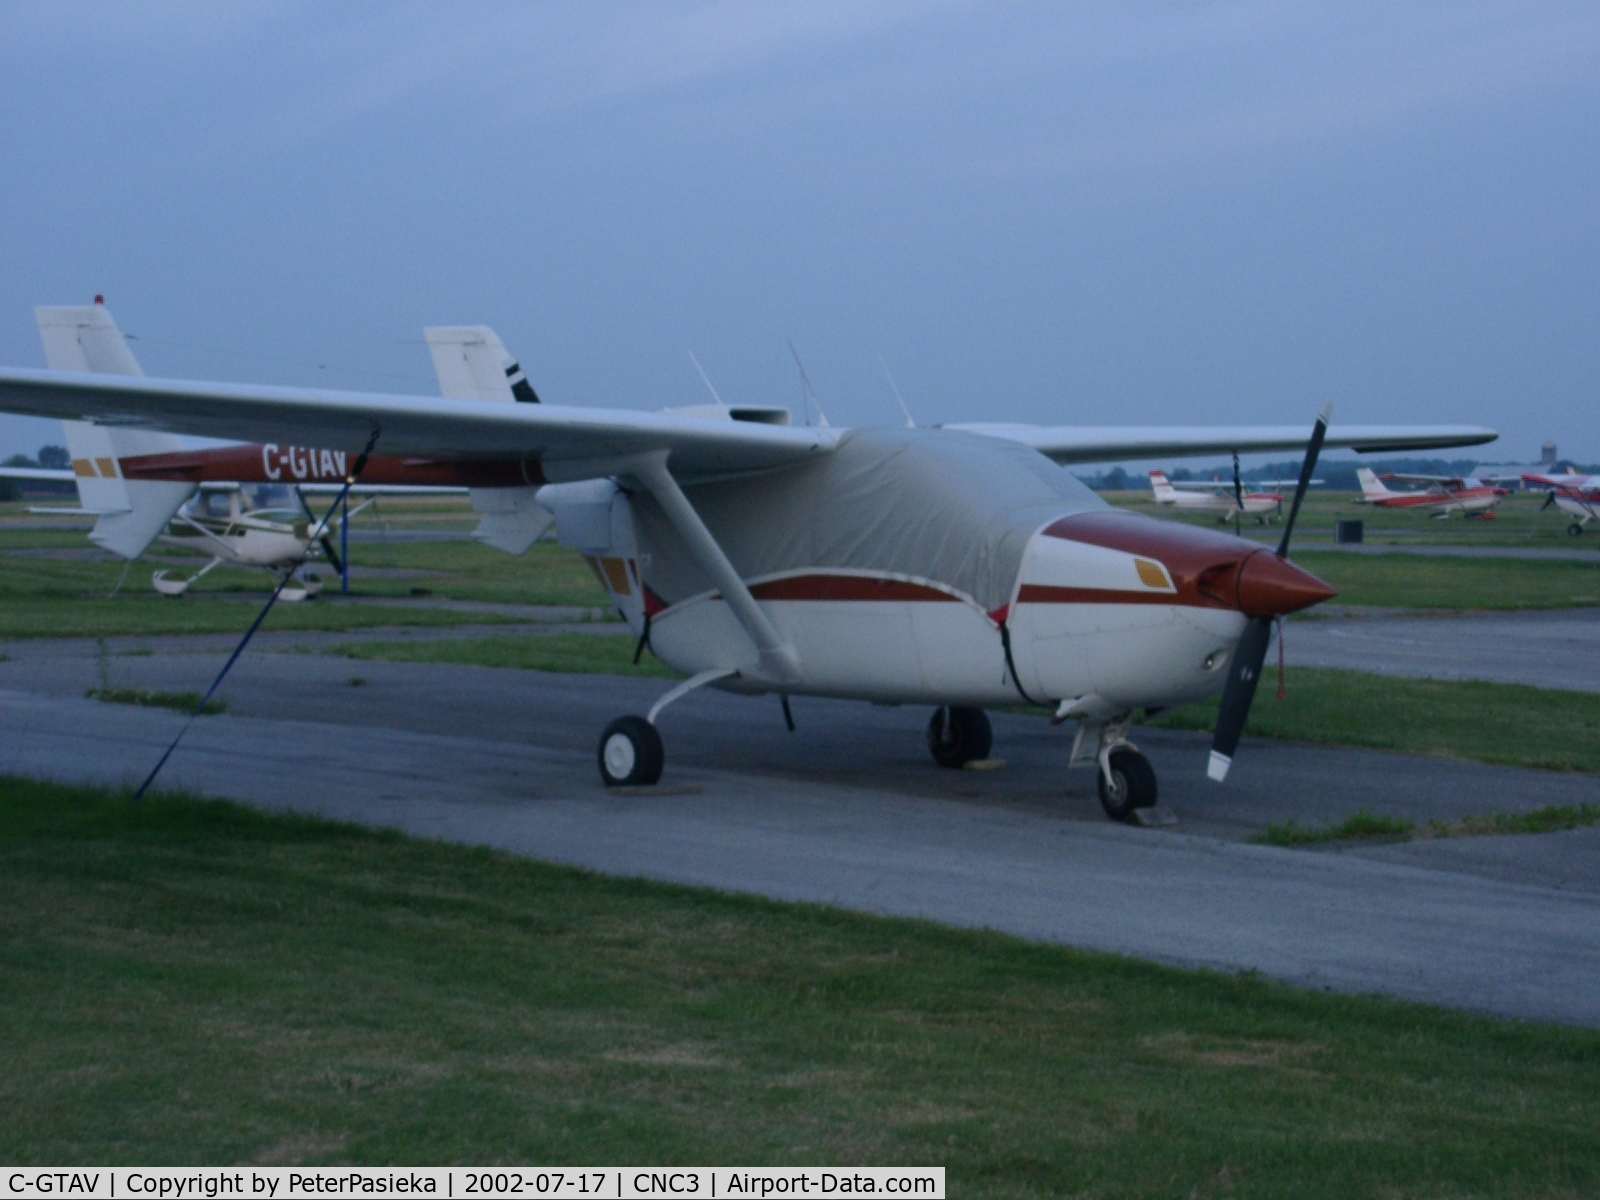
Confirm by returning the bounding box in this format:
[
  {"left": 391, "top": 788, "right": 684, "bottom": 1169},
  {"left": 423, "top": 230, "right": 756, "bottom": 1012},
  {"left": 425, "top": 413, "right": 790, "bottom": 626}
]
[{"left": 628, "top": 452, "right": 800, "bottom": 684}]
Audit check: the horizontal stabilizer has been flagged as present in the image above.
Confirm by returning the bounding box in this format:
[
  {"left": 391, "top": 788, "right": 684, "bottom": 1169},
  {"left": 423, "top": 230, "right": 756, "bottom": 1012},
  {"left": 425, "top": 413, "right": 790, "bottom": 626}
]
[{"left": 88, "top": 480, "right": 196, "bottom": 559}]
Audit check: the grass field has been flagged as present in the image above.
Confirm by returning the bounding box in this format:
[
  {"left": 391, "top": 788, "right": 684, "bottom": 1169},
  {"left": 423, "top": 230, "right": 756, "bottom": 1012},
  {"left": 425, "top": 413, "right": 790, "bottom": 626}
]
[
  {"left": 331, "top": 632, "right": 676, "bottom": 677},
  {"left": 1253, "top": 804, "right": 1600, "bottom": 847},
  {"left": 0, "top": 503, "right": 610, "bottom": 637},
  {"left": 85, "top": 686, "right": 227, "bottom": 715},
  {"left": 3, "top": 775, "right": 1599, "bottom": 1194},
  {"left": 1149, "top": 666, "right": 1600, "bottom": 774},
  {"left": 1289, "top": 551, "right": 1600, "bottom": 611}
]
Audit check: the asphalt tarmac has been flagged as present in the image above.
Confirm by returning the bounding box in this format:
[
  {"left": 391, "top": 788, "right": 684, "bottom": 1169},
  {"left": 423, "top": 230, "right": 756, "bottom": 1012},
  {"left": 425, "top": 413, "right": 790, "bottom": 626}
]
[
  {"left": 3, "top": 636, "right": 1599, "bottom": 1027},
  {"left": 1285, "top": 606, "right": 1600, "bottom": 692}
]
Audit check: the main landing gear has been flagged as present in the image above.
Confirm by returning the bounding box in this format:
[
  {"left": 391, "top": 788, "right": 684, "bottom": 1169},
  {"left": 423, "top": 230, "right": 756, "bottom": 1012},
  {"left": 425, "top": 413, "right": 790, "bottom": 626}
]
[
  {"left": 596, "top": 667, "right": 736, "bottom": 788},
  {"left": 598, "top": 716, "right": 665, "bottom": 787},
  {"left": 927, "top": 705, "right": 993, "bottom": 768},
  {"left": 1570, "top": 523, "right": 1586, "bottom": 537}
]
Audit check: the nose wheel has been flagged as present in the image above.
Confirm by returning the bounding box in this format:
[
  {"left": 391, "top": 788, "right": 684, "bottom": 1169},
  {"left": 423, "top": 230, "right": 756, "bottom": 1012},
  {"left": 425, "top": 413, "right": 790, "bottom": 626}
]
[
  {"left": 598, "top": 716, "right": 664, "bottom": 787},
  {"left": 1097, "top": 746, "right": 1157, "bottom": 822}
]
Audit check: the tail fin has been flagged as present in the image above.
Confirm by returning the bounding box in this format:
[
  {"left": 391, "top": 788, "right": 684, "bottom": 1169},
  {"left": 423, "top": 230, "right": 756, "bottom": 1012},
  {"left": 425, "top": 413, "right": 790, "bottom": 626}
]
[
  {"left": 1355, "top": 467, "right": 1392, "bottom": 499},
  {"left": 424, "top": 325, "right": 539, "bottom": 402},
  {"left": 1149, "top": 471, "right": 1179, "bottom": 501},
  {"left": 424, "top": 325, "right": 550, "bottom": 552},
  {"left": 34, "top": 301, "right": 193, "bottom": 558}
]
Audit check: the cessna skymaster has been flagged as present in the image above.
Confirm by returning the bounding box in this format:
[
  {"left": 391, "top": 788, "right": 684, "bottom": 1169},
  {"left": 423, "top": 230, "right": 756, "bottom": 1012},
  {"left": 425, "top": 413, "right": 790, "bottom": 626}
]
[{"left": 0, "top": 325, "right": 1496, "bottom": 819}]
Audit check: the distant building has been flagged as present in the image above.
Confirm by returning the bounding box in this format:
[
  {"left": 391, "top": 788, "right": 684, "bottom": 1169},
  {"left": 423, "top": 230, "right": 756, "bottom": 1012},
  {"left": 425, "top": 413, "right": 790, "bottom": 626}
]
[{"left": 1541, "top": 442, "right": 1558, "bottom": 468}]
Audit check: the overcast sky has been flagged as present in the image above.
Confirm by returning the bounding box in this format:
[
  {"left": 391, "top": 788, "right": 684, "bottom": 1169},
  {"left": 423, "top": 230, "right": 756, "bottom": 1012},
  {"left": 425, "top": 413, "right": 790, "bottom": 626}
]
[{"left": 2, "top": 1, "right": 1596, "bottom": 466}]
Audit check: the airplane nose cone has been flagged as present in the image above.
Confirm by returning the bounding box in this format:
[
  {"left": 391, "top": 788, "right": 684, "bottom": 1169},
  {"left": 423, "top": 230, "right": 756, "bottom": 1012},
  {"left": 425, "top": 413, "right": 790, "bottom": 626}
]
[{"left": 1236, "top": 551, "right": 1337, "bottom": 617}]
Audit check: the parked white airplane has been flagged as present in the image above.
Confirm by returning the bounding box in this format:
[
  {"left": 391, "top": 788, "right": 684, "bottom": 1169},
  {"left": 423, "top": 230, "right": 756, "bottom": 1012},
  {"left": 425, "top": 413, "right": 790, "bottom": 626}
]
[
  {"left": 0, "top": 320, "right": 1496, "bottom": 818},
  {"left": 1148, "top": 471, "right": 1285, "bottom": 521}
]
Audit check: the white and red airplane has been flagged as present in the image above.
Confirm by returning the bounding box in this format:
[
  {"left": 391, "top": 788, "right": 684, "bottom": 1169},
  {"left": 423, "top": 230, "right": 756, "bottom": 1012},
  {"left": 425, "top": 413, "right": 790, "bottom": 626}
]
[
  {"left": 1355, "top": 467, "right": 1506, "bottom": 518},
  {"left": 1521, "top": 471, "right": 1600, "bottom": 535},
  {"left": 0, "top": 305, "right": 551, "bottom": 594},
  {"left": 0, "top": 312, "right": 1497, "bottom": 819},
  {"left": 1148, "top": 471, "right": 1284, "bottom": 522}
]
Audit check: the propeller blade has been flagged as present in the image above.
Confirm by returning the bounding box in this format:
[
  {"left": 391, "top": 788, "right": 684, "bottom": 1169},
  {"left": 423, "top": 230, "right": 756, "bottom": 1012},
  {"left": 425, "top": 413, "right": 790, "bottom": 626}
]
[
  {"left": 1210, "top": 401, "right": 1332, "bottom": 784},
  {"left": 1542, "top": 491, "right": 1557, "bottom": 511},
  {"left": 1274, "top": 400, "right": 1332, "bottom": 558},
  {"left": 319, "top": 533, "right": 343, "bottom": 574},
  {"left": 1208, "top": 615, "right": 1273, "bottom": 781}
]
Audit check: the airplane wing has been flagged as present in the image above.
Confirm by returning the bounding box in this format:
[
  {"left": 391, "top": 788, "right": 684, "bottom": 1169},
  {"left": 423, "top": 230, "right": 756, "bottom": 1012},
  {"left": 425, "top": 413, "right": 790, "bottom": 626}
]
[
  {"left": 0, "top": 368, "right": 837, "bottom": 483},
  {"left": 192, "top": 480, "right": 469, "bottom": 496},
  {"left": 0, "top": 465, "right": 75, "bottom": 481},
  {"left": 948, "top": 423, "right": 1496, "bottom": 464},
  {"left": 1167, "top": 478, "right": 1318, "bottom": 491},
  {"left": 1524, "top": 472, "right": 1599, "bottom": 494},
  {"left": 1379, "top": 472, "right": 1467, "bottom": 486},
  {"left": 0, "top": 367, "right": 1496, "bottom": 481}
]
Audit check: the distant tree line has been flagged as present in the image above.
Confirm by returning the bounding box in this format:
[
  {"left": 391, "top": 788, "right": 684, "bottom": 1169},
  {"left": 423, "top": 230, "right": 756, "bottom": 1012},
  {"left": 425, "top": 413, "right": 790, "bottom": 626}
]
[{"left": 0, "top": 444, "right": 71, "bottom": 503}]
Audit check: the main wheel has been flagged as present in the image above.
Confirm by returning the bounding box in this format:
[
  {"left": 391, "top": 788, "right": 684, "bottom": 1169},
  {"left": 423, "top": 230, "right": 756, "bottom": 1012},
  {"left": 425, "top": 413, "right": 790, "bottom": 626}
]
[
  {"left": 598, "top": 716, "right": 664, "bottom": 787},
  {"left": 1098, "top": 747, "right": 1158, "bottom": 822},
  {"left": 927, "top": 705, "right": 993, "bottom": 768},
  {"left": 1569, "top": 523, "right": 1584, "bottom": 537}
]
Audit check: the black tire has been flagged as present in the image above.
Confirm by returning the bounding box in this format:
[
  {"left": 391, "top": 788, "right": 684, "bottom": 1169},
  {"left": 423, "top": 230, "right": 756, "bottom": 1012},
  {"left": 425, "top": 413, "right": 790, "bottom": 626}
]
[
  {"left": 1098, "top": 747, "right": 1158, "bottom": 822},
  {"left": 1569, "top": 523, "right": 1584, "bottom": 537},
  {"left": 597, "top": 715, "right": 664, "bottom": 787},
  {"left": 927, "top": 705, "right": 993, "bottom": 768}
]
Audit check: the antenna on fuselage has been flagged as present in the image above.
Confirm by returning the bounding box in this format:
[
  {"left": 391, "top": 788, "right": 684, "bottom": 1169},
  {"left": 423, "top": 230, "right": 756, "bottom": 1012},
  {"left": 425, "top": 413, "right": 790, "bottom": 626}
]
[
  {"left": 786, "top": 339, "right": 830, "bottom": 428},
  {"left": 687, "top": 351, "right": 730, "bottom": 416},
  {"left": 878, "top": 354, "right": 915, "bottom": 429}
]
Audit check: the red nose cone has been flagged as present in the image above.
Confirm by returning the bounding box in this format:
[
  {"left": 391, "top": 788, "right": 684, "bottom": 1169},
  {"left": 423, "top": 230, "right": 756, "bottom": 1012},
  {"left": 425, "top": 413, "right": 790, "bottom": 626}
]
[{"left": 1236, "top": 552, "right": 1337, "bottom": 617}]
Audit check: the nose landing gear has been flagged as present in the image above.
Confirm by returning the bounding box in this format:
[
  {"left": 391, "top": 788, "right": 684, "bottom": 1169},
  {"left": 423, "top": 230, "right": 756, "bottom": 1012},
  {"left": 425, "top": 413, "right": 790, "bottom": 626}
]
[
  {"left": 1064, "top": 710, "right": 1159, "bottom": 822},
  {"left": 1097, "top": 746, "right": 1158, "bottom": 822}
]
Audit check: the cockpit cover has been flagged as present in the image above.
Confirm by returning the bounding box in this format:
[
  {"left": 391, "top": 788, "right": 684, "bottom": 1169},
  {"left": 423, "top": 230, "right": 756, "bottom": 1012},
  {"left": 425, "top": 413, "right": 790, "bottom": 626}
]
[{"left": 630, "top": 427, "right": 1107, "bottom": 613}]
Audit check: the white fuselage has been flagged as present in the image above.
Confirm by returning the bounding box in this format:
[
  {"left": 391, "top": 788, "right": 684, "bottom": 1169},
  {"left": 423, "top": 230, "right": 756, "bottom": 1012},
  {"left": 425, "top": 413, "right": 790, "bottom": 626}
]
[
  {"left": 1149, "top": 474, "right": 1280, "bottom": 519},
  {"left": 161, "top": 508, "right": 310, "bottom": 569},
  {"left": 551, "top": 429, "right": 1329, "bottom": 719},
  {"left": 606, "top": 523, "right": 1250, "bottom": 713}
]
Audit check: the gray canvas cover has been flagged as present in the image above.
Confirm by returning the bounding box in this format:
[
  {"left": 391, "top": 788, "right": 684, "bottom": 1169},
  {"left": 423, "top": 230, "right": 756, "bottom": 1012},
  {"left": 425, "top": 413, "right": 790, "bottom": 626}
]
[{"left": 632, "top": 427, "right": 1107, "bottom": 614}]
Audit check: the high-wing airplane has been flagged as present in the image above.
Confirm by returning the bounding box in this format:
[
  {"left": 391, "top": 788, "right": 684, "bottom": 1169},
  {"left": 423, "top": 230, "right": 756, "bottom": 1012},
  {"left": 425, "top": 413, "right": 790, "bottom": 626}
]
[
  {"left": 1521, "top": 471, "right": 1600, "bottom": 535},
  {"left": 1148, "top": 471, "right": 1284, "bottom": 521},
  {"left": 0, "top": 313, "right": 1497, "bottom": 819},
  {"left": 1355, "top": 467, "right": 1506, "bottom": 518},
  {"left": 0, "top": 305, "right": 550, "bottom": 594}
]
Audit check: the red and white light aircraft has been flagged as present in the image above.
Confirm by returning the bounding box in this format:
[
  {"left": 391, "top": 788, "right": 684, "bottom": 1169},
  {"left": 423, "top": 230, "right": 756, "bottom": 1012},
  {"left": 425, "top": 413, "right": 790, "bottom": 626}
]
[
  {"left": 0, "top": 305, "right": 551, "bottom": 594},
  {"left": 0, "top": 315, "right": 1497, "bottom": 819},
  {"left": 1521, "top": 470, "right": 1600, "bottom": 535},
  {"left": 1355, "top": 467, "right": 1506, "bottom": 518}
]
